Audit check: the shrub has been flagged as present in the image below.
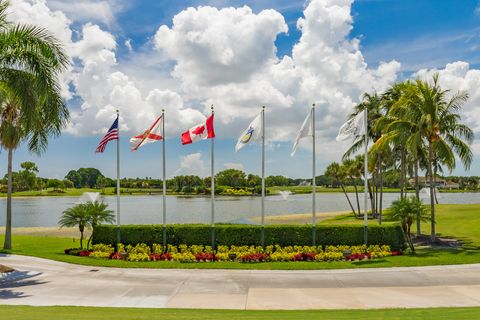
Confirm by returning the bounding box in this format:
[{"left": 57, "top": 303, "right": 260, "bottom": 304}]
[
  {"left": 93, "top": 223, "right": 405, "bottom": 250},
  {"left": 127, "top": 253, "right": 149, "bottom": 262},
  {"left": 90, "top": 251, "right": 110, "bottom": 259},
  {"left": 79, "top": 250, "right": 91, "bottom": 257},
  {"left": 241, "top": 253, "right": 268, "bottom": 262},
  {"left": 92, "top": 243, "right": 114, "bottom": 254}
]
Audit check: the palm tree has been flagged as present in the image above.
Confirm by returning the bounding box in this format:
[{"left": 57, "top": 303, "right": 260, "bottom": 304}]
[
  {"left": 389, "top": 196, "right": 429, "bottom": 253},
  {"left": 59, "top": 204, "right": 90, "bottom": 249},
  {"left": 84, "top": 201, "right": 115, "bottom": 249},
  {"left": 325, "top": 162, "right": 356, "bottom": 216},
  {"left": 343, "top": 92, "right": 384, "bottom": 217},
  {"left": 395, "top": 74, "right": 473, "bottom": 241},
  {"left": 343, "top": 158, "right": 361, "bottom": 216},
  {"left": 0, "top": 1, "right": 69, "bottom": 250}
]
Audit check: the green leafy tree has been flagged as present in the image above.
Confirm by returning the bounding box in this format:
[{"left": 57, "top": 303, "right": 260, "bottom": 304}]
[
  {"left": 395, "top": 75, "right": 473, "bottom": 241},
  {"left": 0, "top": 1, "right": 69, "bottom": 250},
  {"left": 215, "top": 169, "right": 246, "bottom": 188},
  {"left": 16, "top": 161, "right": 39, "bottom": 191},
  {"left": 62, "top": 179, "right": 74, "bottom": 189},
  {"left": 65, "top": 170, "right": 82, "bottom": 188}
]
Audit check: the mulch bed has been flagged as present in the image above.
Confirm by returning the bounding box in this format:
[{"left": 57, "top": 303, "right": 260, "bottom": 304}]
[
  {"left": 0, "top": 264, "right": 14, "bottom": 273},
  {"left": 413, "top": 235, "right": 462, "bottom": 248}
]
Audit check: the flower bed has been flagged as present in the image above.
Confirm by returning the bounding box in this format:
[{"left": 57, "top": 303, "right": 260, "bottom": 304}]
[{"left": 65, "top": 243, "right": 400, "bottom": 263}]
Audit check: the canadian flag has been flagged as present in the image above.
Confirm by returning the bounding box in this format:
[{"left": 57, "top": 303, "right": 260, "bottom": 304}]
[
  {"left": 130, "top": 115, "right": 163, "bottom": 151},
  {"left": 181, "top": 114, "right": 215, "bottom": 145}
]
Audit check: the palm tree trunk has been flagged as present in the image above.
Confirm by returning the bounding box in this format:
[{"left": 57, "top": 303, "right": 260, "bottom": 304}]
[
  {"left": 368, "top": 179, "right": 375, "bottom": 216},
  {"left": 428, "top": 142, "right": 435, "bottom": 242},
  {"left": 3, "top": 148, "right": 13, "bottom": 250},
  {"left": 414, "top": 160, "right": 421, "bottom": 236},
  {"left": 401, "top": 148, "right": 406, "bottom": 199},
  {"left": 353, "top": 184, "right": 361, "bottom": 218},
  {"left": 379, "top": 159, "right": 384, "bottom": 224},
  {"left": 340, "top": 183, "right": 356, "bottom": 217},
  {"left": 433, "top": 165, "right": 439, "bottom": 205}
]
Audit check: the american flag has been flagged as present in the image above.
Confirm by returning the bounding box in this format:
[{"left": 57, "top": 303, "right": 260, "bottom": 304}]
[{"left": 95, "top": 117, "right": 119, "bottom": 153}]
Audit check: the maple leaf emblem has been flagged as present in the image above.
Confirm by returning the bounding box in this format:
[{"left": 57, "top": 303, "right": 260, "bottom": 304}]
[{"left": 192, "top": 125, "right": 205, "bottom": 135}]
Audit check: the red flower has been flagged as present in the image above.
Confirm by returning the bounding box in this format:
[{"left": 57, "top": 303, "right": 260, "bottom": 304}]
[
  {"left": 79, "top": 250, "right": 91, "bottom": 257},
  {"left": 240, "top": 253, "right": 269, "bottom": 262}
]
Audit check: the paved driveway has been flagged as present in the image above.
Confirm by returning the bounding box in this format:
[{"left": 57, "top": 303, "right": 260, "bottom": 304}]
[{"left": 2, "top": 254, "right": 480, "bottom": 309}]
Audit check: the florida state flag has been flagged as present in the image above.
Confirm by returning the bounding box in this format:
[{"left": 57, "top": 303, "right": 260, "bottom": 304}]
[
  {"left": 181, "top": 114, "right": 215, "bottom": 145},
  {"left": 130, "top": 115, "right": 163, "bottom": 151}
]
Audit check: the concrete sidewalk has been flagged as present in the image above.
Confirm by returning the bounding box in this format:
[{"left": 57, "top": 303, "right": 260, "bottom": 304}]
[{"left": 1, "top": 254, "right": 480, "bottom": 310}]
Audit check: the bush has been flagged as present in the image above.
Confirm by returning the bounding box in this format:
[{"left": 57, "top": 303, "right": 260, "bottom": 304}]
[{"left": 93, "top": 223, "right": 405, "bottom": 250}]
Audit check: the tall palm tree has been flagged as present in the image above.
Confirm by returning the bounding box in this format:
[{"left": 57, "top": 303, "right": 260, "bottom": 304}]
[
  {"left": 0, "top": 0, "right": 69, "bottom": 250},
  {"left": 394, "top": 74, "right": 473, "bottom": 241}
]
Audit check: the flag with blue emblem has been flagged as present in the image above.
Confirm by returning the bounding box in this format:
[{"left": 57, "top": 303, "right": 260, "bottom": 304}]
[{"left": 235, "top": 113, "right": 262, "bottom": 152}]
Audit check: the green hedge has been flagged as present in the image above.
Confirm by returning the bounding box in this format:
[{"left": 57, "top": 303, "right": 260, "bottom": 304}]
[{"left": 92, "top": 223, "right": 405, "bottom": 250}]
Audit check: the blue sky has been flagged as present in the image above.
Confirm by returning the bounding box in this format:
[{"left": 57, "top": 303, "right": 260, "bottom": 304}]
[{"left": 7, "top": 0, "right": 480, "bottom": 180}]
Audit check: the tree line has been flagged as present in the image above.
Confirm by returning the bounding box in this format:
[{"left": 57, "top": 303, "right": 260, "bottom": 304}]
[{"left": 334, "top": 74, "right": 474, "bottom": 242}]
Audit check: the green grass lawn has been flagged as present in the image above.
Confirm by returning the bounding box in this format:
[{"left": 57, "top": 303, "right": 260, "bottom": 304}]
[
  {"left": 323, "top": 204, "right": 480, "bottom": 247},
  {"left": 1, "top": 204, "right": 480, "bottom": 269},
  {"left": 1, "top": 306, "right": 479, "bottom": 320}
]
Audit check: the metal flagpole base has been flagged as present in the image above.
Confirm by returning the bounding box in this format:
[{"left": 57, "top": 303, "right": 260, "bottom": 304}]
[
  {"left": 312, "top": 225, "right": 316, "bottom": 246},
  {"left": 261, "top": 226, "right": 265, "bottom": 248},
  {"left": 210, "top": 226, "right": 215, "bottom": 251},
  {"left": 364, "top": 226, "right": 368, "bottom": 245},
  {"left": 162, "top": 225, "right": 167, "bottom": 252},
  {"left": 116, "top": 226, "right": 121, "bottom": 252}
]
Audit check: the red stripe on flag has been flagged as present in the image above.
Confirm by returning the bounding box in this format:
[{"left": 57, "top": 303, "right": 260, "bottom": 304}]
[
  {"left": 206, "top": 114, "right": 215, "bottom": 139},
  {"left": 181, "top": 130, "right": 192, "bottom": 145}
]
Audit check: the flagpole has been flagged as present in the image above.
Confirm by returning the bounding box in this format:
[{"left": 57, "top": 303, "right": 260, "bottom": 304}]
[
  {"left": 363, "top": 108, "right": 368, "bottom": 245},
  {"left": 116, "top": 110, "right": 121, "bottom": 246},
  {"left": 210, "top": 105, "right": 215, "bottom": 251},
  {"left": 261, "top": 106, "right": 265, "bottom": 248},
  {"left": 162, "top": 109, "right": 167, "bottom": 251},
  {"left": 311, "top": 104, "right": 316, "bottom": 246}
]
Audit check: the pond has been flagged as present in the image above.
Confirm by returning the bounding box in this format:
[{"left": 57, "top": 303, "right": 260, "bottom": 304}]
[{"left": 0, "top": 192, "right": 478, "bottom": 227}]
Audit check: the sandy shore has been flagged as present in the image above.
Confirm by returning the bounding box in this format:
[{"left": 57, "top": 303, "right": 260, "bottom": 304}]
[
  {"left": 250, "top": 211, "right": 350, "bottom": 224},
  {"left": 0, "top": 226, "right": 90, "bottom": 238}
]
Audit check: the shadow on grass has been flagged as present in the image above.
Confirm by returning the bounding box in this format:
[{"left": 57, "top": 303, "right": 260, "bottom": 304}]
[{"left": 351, "top": 259, "right": 388, "bottom": 266}]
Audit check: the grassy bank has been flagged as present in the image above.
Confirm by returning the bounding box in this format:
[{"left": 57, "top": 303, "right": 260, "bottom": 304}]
[
  {"left": 0, "top": 306, "right": 479, "bottom": 320},
  {"left": 1, "top": 204, "right": 480, "bottom": 269},
  {"left": 2, "top": 186, "right": 477, "bottom": 198}
]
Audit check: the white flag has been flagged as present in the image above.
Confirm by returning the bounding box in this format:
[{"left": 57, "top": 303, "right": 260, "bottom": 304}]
[
  {"left": 236, "top": 113, "right": 262, "bottom": 152},
  {"left": 291, "top": 111, "right": 312, "bottom": 157},
  {"left": 336, "top": 111, "right": 366, "bottom": 141}
]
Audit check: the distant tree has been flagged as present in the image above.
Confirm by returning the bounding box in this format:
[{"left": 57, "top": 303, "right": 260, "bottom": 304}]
[
  {"left": 47, "top": 179, "right": 62, "bottom": 190},
  {"left": 215, "top": 169, "right": 246, "bottom": 188},
  {"left": 266, "top": 175, "right": 289, "bottom": 187},
  {"left": 63, "top": 179, "right": 74, "bottom": 189},
  {"left": 16, "top": 161, "right": 39, "bottom": 191},
  {"left": 65, "top": 170, "right": 82, "bottom": 188},
  {"left": 247, "top": 174, "right": 261, "bottom": 188}
]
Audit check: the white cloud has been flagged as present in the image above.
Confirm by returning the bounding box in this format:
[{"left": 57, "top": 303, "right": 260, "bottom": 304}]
[
  {"left": 175, "top": 152, "right": 208, "bottom": 176},
  {"left": 223, "top": 162, "right": 245, "bottom": 171},
  {"left": 48, "top": 0, "right": 125, "bottom": 25},
  {"left": 414, "top": 61, "right": 480, "bottom": 146},
  {"left": 152, "top": 0, "right": 400, "bottom": 159}
]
